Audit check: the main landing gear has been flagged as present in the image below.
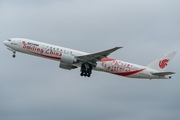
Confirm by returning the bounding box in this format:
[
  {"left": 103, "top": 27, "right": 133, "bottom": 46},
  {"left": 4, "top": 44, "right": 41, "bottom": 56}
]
[
  {"left": 80, "top": 63, "right": 92, "bottom": 77},
  {"left": 12, "top": 51, "right": 16, "bottom": 58}
]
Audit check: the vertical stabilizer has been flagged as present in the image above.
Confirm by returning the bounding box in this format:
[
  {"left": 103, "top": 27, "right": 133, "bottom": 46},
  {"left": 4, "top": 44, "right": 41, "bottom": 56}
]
[{"left": 147, "top": 51, "right": 177, "bottom": 72}]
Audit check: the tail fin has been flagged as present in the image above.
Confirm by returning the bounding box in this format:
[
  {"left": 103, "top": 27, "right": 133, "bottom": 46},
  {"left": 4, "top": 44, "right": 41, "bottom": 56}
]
[{"left": 147, "top": 51, "right": 177, "bottom": 72}]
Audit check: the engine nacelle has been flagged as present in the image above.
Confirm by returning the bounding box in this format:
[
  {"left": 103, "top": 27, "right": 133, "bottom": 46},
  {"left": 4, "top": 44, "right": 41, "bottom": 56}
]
[
  {"left": 60, "top": 62, "right": 77, "bottom": 70},
  {"left": 59, "top": 53, "right": 77, "bottom": 70}
]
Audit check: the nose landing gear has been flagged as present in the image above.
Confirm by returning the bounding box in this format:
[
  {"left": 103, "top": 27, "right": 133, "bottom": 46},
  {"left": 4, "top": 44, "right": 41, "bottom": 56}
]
[
  {"left": 80, "top": 63, "right": 92, "bottom": 77},
  {"left": 12, "top": 51, "right": 16, "bottom": 58},
  {"left": 7, "top": 48, "right": 16, "bottom": 58}
]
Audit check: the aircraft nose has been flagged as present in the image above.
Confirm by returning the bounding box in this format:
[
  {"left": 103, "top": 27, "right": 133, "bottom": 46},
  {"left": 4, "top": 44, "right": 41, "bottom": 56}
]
[
  {"left": 3, "top": 41, "right": 7, "bottom": 46},
  {"left": 3, "top": 40, "right": 10, "bottom": 47}
]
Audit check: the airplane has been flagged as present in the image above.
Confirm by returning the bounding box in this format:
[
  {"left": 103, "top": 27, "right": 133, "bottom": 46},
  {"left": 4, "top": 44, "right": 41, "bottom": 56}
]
[{"left": 3, "top": 38, "right": 177, "bottom": 79}]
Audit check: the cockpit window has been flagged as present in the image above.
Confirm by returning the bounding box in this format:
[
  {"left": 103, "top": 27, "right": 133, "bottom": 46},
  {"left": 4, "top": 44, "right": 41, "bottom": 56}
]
[{"left": 8, "top": 39, "right": 11, "bottom": 41}]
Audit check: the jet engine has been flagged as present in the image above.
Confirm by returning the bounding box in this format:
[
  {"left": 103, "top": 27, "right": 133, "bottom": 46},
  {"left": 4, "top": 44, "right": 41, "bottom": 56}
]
[{"left": 59, "top": 53, "right": 77, "bottom": 70}]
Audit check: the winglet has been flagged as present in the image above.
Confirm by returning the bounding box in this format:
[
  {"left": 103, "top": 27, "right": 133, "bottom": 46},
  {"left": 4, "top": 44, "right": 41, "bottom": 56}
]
[{"left": 100, "top": 47, "right": 122, "bottom": 56}]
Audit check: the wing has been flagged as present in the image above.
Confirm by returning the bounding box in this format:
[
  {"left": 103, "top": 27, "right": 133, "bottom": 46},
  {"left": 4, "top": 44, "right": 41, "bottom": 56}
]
[
  {"left": 151, "top": 72, "right": 175, "bottom": 76},
  {"left": 76, "top": 47, "right": 122, "bottom": 65}
]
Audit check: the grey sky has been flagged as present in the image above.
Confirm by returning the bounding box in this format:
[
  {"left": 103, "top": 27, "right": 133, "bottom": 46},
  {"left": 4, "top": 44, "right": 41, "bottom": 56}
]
[{"left": 0, "top": 0, "right": 180, "bottom": 120}]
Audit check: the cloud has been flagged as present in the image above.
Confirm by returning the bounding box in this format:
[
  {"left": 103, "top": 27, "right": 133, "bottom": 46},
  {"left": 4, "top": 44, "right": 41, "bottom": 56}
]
[{"left": 0, "top": 0, "right": 180, "bottom": 120}]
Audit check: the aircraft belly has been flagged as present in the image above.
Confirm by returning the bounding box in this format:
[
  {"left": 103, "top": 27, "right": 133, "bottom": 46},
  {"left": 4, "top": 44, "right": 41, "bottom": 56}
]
[{"left": 127, "top": 73, "right": 152, "bottom": 79}]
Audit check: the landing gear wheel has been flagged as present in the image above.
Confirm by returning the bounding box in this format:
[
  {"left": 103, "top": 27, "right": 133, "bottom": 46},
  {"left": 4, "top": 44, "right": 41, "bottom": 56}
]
[
  {"left": 87, "top": 74, "right": 91, "bottom": 77},
  {"left": 12, "top": 55, "right": 16, "bottom": 58},
  {"left": 84, "top": 73, "right": 87, "bottom": 77},
  {"left": 80, "top": 73, "right": 83, "bottom": 76}
]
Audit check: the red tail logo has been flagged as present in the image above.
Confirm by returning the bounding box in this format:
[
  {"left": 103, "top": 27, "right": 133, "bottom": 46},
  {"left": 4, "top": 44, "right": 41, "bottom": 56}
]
[{"left": 159, "top": 59, "right": 169, "bottom": 69}]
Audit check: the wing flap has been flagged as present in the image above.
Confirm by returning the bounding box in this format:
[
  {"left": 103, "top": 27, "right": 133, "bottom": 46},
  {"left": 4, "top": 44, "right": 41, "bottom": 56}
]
[{"left": 151, "top": 72, "right": 175, "bottom": 76}]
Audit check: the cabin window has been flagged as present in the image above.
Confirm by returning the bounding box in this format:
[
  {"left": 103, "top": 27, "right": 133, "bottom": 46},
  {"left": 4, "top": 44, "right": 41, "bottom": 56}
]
[{"left": 64, "top": 50, "right": 69, "bottom": 54}]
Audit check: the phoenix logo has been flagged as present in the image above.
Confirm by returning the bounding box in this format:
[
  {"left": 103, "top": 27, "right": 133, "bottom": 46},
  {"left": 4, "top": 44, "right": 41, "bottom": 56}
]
[{"left": 159, "top": 59, "right": 169, "bottom": 69}]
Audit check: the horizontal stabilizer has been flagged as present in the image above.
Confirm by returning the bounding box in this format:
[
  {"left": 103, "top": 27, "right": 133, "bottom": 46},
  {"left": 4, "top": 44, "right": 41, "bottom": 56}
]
[{"left": 151, "top": 72, "right": 175, "bottom": 76}]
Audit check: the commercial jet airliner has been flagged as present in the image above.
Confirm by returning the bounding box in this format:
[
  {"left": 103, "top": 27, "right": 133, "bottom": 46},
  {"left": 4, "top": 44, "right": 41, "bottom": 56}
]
[{"left": 3, "top": 38, "right": 177, "bottom": 79}]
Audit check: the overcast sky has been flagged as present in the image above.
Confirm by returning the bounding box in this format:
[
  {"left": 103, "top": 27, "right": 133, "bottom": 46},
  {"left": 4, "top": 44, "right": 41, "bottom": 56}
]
[{"left": 0, "top": 0, "right": 180, "bottom": 120}]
